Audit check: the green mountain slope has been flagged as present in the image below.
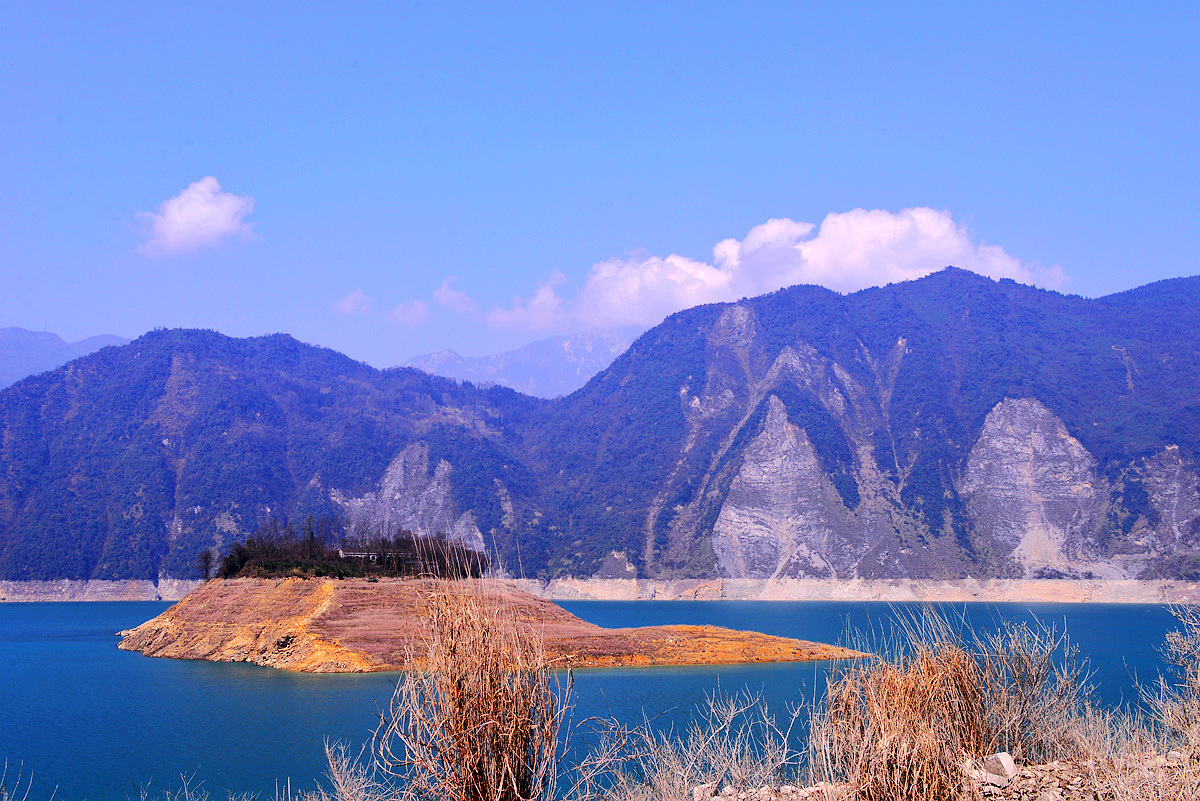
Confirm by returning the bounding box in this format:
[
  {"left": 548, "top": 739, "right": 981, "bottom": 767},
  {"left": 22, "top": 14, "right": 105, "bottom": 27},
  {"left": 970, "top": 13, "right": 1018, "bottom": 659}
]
[{"left": 2, "top": 270, "right": 1199, "bottom": 582}]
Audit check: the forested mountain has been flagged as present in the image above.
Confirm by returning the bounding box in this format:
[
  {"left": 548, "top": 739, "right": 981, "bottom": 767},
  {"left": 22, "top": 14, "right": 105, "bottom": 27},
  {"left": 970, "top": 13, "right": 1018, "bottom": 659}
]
[
  {"left": 3, "top": 268, "right": 1199, "bottom": 582},
  {"left": 0, "top": 331, "right": 541, "bottom": 580}
]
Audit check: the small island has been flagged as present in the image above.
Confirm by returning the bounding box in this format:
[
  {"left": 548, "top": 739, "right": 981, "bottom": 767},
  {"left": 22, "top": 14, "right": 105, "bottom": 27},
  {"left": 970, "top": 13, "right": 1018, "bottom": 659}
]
[{"left": 118, "top": 577, "right": 861, "bottom": 672}]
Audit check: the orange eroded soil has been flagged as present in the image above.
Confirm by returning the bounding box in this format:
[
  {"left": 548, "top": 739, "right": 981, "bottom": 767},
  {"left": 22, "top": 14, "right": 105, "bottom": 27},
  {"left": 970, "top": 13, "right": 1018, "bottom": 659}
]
[{"left": 118, "top": 577, "right": 861, "bottom": 672}]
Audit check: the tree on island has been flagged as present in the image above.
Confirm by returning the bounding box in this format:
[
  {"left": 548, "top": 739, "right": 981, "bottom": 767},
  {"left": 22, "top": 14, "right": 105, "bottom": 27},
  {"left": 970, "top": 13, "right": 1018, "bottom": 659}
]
[
  {"left": 216, "top": 515, "right": 488, "bottom": 579},
  {"left": 194, "top": 550, "right": 215, "bottom": 581}
]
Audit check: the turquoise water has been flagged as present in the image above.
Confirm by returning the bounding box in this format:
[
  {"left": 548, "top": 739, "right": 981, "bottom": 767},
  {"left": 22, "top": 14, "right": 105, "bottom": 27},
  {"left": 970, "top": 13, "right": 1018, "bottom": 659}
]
[{"left": 0, "top": 600, "right": 1183, "bottom": 800}]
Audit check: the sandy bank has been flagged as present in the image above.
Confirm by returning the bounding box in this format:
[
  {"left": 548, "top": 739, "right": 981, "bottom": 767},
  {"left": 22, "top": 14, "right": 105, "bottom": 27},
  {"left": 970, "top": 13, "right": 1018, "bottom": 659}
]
[{"left": 117, "top": 577, "right": 860, "bottom": 672}]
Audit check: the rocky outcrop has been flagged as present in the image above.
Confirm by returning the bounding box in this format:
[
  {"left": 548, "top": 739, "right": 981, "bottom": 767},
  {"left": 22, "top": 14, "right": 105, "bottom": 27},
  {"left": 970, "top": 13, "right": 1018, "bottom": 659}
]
[
  {"left": 957, "top": 399, "right": 1200, "bottom": 579},
  {"left": 711, "top": 397, "right": 852, "bottom": 579},
  {"left": 647, "top": 306, "right": 1200, "bottom": 582},
  {"left": 332, "top": 441, "right": 485, "bottom": 551},
  {"left": 962, "top": 398, "right": 1111, "bottom": 577},
  {"left": 1141, "top": 445, "right": 1200, "bottom": 550},
  {"left": 117, "top": 578, "right": 373, "bottom": 672}
]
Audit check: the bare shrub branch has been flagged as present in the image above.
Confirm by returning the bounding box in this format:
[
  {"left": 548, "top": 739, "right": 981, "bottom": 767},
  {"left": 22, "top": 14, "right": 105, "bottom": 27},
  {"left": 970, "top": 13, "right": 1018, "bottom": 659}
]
[
  {"left": 371, "top": 581, "right": 568, "bottom": 801},
  {"left": 569, "top": 691, "right": 801, "bottom": 801},
  {"left": 1144, "top": 604, "right": 1200, "bottom": 758}
]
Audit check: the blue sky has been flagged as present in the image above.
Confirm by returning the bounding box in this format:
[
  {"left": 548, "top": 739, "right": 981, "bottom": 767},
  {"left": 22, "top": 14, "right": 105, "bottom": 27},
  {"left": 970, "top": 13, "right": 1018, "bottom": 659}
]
[{"left": 2, "top": 2, "right": 1196, "bottom": 366}]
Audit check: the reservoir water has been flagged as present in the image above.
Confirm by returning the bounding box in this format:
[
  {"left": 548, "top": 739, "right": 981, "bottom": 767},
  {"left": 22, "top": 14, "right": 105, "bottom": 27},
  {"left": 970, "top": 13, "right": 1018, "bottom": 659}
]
[{"left": 0, "top": 600, "right": 1184, "bottom": 800}]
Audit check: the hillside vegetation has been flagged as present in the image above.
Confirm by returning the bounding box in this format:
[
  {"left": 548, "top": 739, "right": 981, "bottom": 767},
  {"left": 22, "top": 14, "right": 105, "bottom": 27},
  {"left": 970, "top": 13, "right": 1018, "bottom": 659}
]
[{"left": 2, "top": 269, "right": 1199, "bottom": 582}]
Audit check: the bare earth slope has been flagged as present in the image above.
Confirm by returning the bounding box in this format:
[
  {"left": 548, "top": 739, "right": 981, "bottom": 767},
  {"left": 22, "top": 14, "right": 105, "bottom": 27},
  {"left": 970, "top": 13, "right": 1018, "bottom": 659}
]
[{"left": 117, "top": 578, "right": 859, "bottom": 672}]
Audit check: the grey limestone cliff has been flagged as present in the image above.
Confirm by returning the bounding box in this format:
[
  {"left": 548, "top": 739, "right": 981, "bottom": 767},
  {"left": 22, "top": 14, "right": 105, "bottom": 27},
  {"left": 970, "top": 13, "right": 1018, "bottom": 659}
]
[
  {"left": 633, "top": 297, "right": 1200, "bottom": 582},
  {"left": 961, "top": 398, "right": 1112, "bottom": 577},
  {"left": 711, "top": 397, "right": 850, "bottom": 579},
  {"left": 332, "top": 441, "right": 485, "bottom": 551}
]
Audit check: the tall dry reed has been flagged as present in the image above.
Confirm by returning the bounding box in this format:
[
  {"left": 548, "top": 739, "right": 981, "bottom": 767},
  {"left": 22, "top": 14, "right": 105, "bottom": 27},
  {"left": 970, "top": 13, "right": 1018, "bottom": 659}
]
[
  {"left": 569, "top": 691, "right": 801, "bottom": 801},
  {"left": 1144, "top": 604, "right": 1200, "bottom": 758},
  {"left": 372, "top": 580, "right": 568, "bottom": 801},
  {"left": 809, "top": 610, "right": 1088, "bottom": 801}
]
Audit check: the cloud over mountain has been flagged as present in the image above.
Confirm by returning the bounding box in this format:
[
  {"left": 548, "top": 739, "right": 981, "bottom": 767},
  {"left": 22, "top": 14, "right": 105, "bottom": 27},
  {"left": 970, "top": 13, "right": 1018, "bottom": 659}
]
[
  {"left": 491, "top": 208, "right": 1067, "bottom": 331},
  {"left": 137, "top": 177, "right": 256, "bottom": 257},
  {"left": 433, "top": 276, "right": 478, "bottom": 314},
  {"left": 334, "top": 289, "right": 373, "bottom": 316}
]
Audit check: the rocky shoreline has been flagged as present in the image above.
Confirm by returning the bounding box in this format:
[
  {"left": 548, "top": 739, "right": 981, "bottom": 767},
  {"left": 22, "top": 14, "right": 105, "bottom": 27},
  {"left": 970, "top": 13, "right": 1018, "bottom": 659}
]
[
  {"left": 513, "top": 577, "right": 1200, "bottom": 604},
  {"left": 694, "top": 750, "right": 1198, "bottom": 801},
  {"left": 0, "top": 578, "right": 201, "bottom": 602},
  {"left": 4, "top": 577, "right": 1200, "bottom": 604}
]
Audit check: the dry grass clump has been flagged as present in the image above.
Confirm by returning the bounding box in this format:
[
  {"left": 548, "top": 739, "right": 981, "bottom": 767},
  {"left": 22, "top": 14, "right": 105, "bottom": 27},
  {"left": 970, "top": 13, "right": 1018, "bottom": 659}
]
[
  {"left": 299, "top": 743, "right": 392, "bottom": 801},
  {"left": 371, "top": 580, "right": 568, "bottom": 801},
  {"left": 1144, "top": 604, "right": 1200, "bottom": 759},
  {"left": 570, "top": 692, "right": 800, "bottom": 801},
  {"left": 809, "top": 611, "right": 1088, "bottom": 801},
  {"left": 1062, "top": 705, "right": 1200, "bottom": 801},
  {"left": 1060, "top": 604, "right": 1200, "bottom": 801}
]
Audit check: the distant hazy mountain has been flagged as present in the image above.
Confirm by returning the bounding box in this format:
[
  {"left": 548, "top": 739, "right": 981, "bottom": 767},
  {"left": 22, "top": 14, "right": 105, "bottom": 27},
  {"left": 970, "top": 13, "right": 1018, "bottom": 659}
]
[
  {"left": 0, "top": 328, "right": 130, "bottom": 388},
  {"left": 404, "top": 328, "right": 639, "bottom": 397}
]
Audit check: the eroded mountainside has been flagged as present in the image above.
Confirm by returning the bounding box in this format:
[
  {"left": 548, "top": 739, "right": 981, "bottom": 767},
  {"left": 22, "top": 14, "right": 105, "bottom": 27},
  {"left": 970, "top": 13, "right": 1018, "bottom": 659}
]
[{"left": 2, "top": 269, "right": 1199, "bottom": 582}]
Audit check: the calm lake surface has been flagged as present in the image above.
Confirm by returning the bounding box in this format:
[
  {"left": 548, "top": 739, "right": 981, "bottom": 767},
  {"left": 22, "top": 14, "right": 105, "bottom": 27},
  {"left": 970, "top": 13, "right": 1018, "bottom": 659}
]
[{"left": 0, "top": 600, "right": 1184, "bottom": 800}]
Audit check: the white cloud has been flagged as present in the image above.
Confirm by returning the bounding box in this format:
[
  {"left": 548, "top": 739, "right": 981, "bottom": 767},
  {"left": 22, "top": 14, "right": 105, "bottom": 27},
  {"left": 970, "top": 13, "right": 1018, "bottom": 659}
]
[
  {"left": 433, "top": 275, "right": 478, "bottom": 314},
  {"left": 747, "top": 207, "right": 1050, "bottom": 293},
  {"left": 334, "top": 289, "right": 373, "bottom": 316},
  {"left": 334, "top": 289, "right": 428, "bottom": 327},
  {"left": 388, "top": 300, "right": 429, "bottom": 327},
  {"left": 487, "top": 271, "right": 570, "bottom": 331},
  {"left": 136, "top": 176, "right": 256, "bottom": 257},
  {"left": 489, "top": 207, "right": 1067, "bottom": 331},
  {"left": 574, "top": 251, "right": 734, "bottom": 330}
]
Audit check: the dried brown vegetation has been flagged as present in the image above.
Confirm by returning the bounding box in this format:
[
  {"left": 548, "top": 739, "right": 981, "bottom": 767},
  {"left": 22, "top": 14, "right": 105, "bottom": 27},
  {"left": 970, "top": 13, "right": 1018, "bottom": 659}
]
[
  {"left": 807, "top": 612, "right": 1088, "bottom": 801},
  {"left": 370, "top": 582, "right": 567, "bottom": 801},
  {"left": 569, "top": 692, "right": 801, "bottom": 801}
]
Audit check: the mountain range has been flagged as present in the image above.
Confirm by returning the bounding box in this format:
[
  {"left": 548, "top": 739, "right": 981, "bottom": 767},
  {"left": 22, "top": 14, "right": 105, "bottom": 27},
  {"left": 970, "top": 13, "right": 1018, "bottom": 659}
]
[
  {"left": 2, "top": 268, "right": 1198, "bottom": 583},
  {"left": 403, "top": 328, "right": 638, "bottom": 398},
  {"left": 0, "top": 328, "right": 130, "bottom": 389}
]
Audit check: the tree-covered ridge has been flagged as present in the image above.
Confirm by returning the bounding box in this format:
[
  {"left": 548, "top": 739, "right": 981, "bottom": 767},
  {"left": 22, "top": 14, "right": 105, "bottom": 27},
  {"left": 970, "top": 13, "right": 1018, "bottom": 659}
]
[
  {"left": 529, "top": 269, "right": 1200, "bottom": 578},
  {"left": 1, "top": 270, "right": 1199, "bottom": 582},
  {"left": 0, "top": 329, "right": 541, "bottom": 581}
]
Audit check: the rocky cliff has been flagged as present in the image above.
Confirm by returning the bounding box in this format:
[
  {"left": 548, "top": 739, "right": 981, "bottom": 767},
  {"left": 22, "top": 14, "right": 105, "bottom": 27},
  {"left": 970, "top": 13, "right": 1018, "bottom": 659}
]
[{"left": 331, "top": 441, "right": 486, "bottom": 550}]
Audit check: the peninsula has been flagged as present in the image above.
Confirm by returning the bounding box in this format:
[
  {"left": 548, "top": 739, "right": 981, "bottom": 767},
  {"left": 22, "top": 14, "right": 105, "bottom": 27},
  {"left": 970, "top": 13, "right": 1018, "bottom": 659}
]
[{"left": 117, "top": 577, "right": 860, "bottom": 672}]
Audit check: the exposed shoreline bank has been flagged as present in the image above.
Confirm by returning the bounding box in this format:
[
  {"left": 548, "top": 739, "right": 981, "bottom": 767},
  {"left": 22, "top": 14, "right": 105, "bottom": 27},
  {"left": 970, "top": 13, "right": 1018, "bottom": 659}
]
[
  {"left": 513, "top": 577, "right": 1200, "bottom": 604},
  {"left": 4, "top": 577, "right": 1200, "bottom": 603},
  {"left": 0, "top": 578, "right": 201, "bottom": 602}
]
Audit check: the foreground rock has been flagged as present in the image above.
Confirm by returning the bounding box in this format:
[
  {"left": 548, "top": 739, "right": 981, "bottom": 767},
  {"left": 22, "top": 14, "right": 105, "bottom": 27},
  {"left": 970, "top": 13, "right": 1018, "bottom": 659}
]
[
  {"left": 693, "top": 752, "right": 1199, "bottom": 801},
  {"left": 117, "top": 578, "right": 861, "bottom": 672}
]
